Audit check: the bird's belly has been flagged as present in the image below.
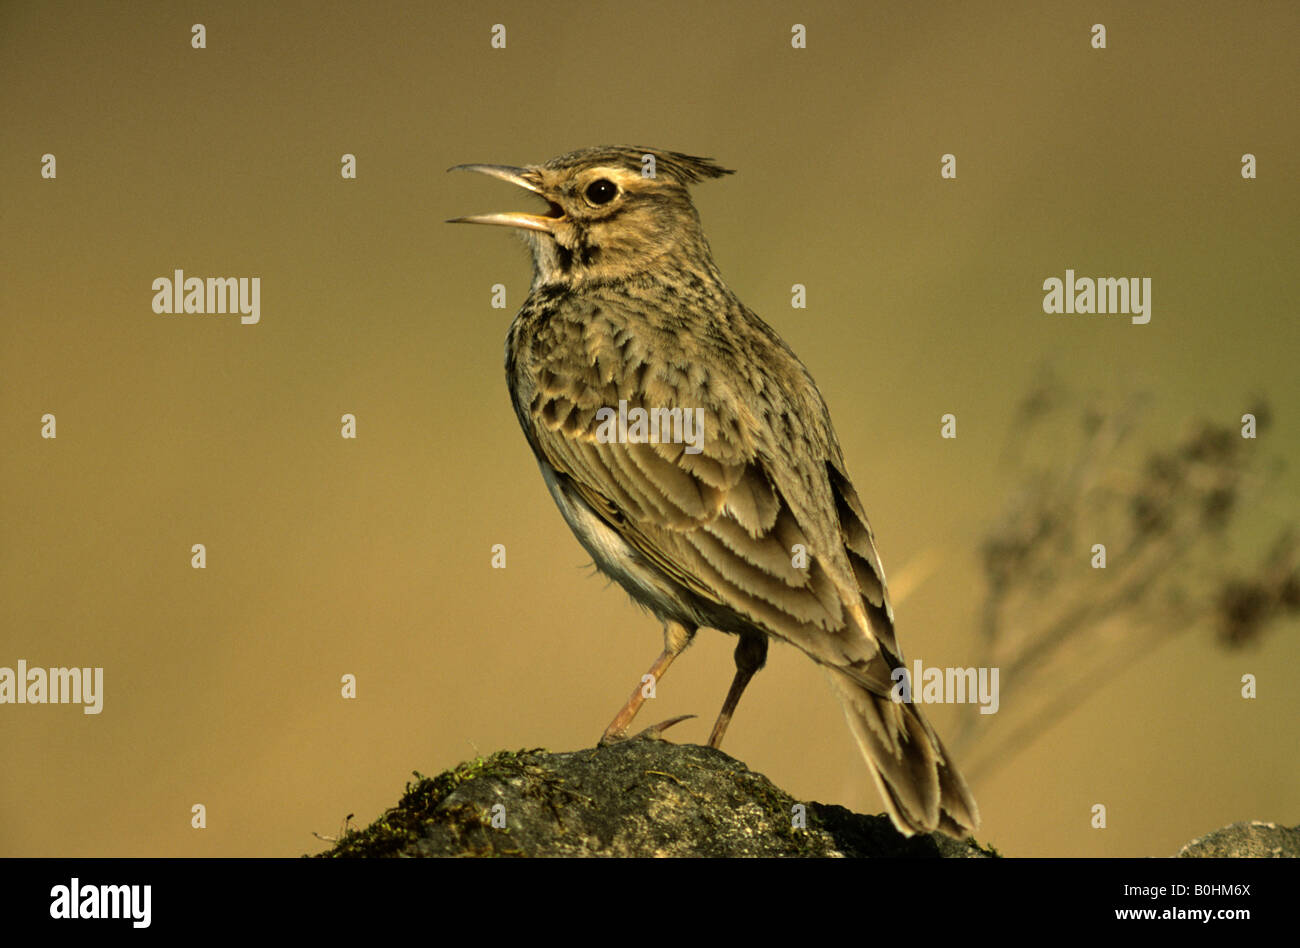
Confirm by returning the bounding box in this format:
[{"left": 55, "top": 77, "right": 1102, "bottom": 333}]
[{"left": 535, "top": 457, "right": 702, "bottom": 628}]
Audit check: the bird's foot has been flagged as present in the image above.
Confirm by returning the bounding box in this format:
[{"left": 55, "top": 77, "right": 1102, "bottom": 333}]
[{"left": 598, "top": 714, "right": 696, "bottom": 746}]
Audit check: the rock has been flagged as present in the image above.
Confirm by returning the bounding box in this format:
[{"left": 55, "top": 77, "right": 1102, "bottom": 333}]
[
  {"left": 1176, "top": 820, "right": 1300, "bottom": 858},
  {"left": 317, "top": 740, "right": 994, "bottom": 858}
]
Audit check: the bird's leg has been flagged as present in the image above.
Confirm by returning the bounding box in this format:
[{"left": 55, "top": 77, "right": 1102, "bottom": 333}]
[
  {"left": 599, "top": 621, "right": 696, "bottom": 744},
  {"left": 707, "top": 633, "right": 769, "bottom": 749}
]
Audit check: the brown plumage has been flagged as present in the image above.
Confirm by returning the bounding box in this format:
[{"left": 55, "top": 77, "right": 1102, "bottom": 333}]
[{"left": 450, "top": 146, "right": 979, "bottom": 836}]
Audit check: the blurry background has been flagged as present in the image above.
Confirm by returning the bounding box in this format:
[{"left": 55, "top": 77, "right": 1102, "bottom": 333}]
[{"left": 1, "top": 0, "right": 1297, "bottom": 857}]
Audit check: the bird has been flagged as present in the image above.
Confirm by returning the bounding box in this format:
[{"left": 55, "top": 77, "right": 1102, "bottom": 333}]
[{"left": 449, "top": 146, "right": 979, "bottom": 837}]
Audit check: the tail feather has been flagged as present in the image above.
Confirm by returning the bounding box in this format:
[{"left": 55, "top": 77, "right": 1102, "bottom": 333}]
[{"left": 826, "top": 667, "right": 980, "bottom": 837}]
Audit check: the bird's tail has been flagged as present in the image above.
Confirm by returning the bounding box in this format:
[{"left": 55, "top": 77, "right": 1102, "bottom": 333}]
[{"left": 825, "top": 668, "right": 980, "bottom": 837}]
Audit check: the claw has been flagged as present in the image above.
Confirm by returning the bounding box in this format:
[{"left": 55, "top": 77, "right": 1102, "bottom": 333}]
[{"left": 599, "top": 714, "right": 696, "bottom": 746}]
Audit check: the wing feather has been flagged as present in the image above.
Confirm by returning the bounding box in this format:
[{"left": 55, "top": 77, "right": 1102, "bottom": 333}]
[{"left": 514, "top": 294, "right": 898, "bottom": 677}]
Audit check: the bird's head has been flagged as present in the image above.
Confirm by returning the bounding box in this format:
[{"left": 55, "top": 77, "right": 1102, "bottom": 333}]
[{"left": 449, "top": 146, "right": 733, "bottom": 285}]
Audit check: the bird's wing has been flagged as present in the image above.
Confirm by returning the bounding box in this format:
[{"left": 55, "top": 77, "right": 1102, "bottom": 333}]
[{"left": 516, "top": 295, "right": 903, "bottom": 692}]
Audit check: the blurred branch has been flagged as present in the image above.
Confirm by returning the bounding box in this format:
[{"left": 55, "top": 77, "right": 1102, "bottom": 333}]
[{"left": 952, "top": 370, "right": 1298, "bottom": 779}]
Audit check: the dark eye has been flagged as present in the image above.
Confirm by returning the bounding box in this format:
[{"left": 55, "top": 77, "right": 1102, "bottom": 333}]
[{"left": 585, "top": 179, "right": 618, "bottom": 205}]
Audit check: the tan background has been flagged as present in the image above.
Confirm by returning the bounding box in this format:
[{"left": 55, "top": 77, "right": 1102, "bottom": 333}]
[{"left": 1, "top": 0, "right": 1297, "bottom": 857}]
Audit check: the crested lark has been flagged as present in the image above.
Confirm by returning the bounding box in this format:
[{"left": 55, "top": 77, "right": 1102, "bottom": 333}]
[{"left": 450, "top": 146, "right": 979, "bottom": 837}]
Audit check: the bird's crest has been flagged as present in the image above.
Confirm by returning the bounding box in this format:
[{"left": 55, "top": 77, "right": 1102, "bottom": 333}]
[{"left": 541, "top": 146, "right": 734, "bottom": 185}]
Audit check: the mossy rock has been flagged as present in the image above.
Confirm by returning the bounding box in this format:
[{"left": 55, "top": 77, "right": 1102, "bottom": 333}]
[{"left": 316, "top": 740, "right": 992, "bottom": 858}]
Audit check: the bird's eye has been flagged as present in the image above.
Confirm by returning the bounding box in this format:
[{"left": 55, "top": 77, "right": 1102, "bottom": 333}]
[{"left": 584, "top": 179, "right": 619, "bottom": 205}]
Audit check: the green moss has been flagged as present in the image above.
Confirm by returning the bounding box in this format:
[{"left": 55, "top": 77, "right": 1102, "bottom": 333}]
[{"left": 317, "top": 748, "right": 546, "bottom": 858}]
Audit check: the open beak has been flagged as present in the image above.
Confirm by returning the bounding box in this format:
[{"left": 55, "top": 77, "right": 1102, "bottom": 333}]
[{"left": 447, "top": 164, "right": 562, "bottom": 234}]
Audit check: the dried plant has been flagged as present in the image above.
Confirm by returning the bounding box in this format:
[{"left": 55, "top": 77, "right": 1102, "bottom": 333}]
[{"left": 951, "top": 370, "right": 1298, "bottom": 780}]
